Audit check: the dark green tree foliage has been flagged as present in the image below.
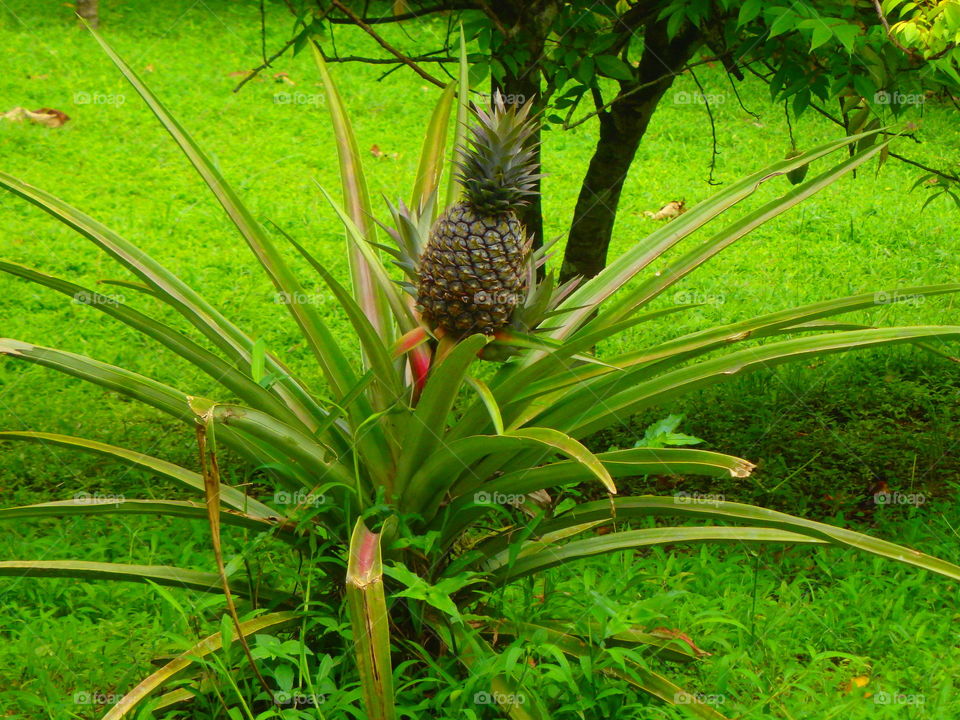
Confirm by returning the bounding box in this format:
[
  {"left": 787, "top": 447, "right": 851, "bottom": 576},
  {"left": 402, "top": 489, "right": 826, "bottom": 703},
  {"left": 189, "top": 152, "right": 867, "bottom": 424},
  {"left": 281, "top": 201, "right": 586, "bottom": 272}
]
[{"left": 273, "top": 0, "right": 960, "bottom": 279}]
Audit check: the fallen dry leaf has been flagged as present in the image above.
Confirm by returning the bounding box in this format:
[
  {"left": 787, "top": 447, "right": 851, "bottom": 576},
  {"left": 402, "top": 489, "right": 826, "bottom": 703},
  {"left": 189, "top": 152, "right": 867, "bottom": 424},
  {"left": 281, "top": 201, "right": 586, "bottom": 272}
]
[
  {"left": 27, "top": 74, "right": 49, "bottom": 80},
  {"left": 644, "top": 199, "right": 686, "bottom": 220},
  {"left": 2, "top": 106, "right": 70, "bottom": 128},
  {"left": 274, "top": 72, "right": 296, "bottom": 86},
  {"left": 144, "top": 64, "right": 155, "bottom": 73}
]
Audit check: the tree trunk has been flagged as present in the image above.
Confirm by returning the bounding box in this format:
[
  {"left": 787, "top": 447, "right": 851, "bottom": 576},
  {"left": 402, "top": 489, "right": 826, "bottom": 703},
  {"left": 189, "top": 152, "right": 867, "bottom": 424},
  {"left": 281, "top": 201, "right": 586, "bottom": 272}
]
[
  {"left": 488, "top": 0, "right": 559, "bottom": 253},
  {"left": 560, "top": 21, "right": 701, "bottom": 283},
  {"left": 76, "top": 0, "right": 99, "bottom": 28}
]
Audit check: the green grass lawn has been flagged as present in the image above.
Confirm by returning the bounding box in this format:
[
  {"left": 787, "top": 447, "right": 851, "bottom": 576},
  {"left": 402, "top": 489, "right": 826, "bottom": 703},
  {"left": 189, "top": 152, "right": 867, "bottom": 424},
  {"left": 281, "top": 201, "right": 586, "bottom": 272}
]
[{"left": 1, "top": 1, "right": 959, "bottom": 718}]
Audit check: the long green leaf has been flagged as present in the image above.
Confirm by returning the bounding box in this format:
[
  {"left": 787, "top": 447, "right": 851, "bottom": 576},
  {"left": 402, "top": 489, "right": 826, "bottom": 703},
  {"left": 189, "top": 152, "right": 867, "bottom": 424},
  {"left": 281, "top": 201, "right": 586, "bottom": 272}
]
[
  {"left": 0, "top": 345, "right": 300, "bottom": 479},
  {"left": 278, "top": 227, "right": 403, "bottom": 404},
  {"left": 0, "top": 261, "right": 306, "bottom": 428},
  {"left": 0, "top": 172, "right": 324, "bottom": 432},
  {"left": 483, "top": 526, "right": 825, "bottom": 581},
  {"left": 567, "top": 326, "right": 960, "bottom": 436},
  {"left": 546, "top": 129, "right": 884, "bottom": 340},
  {"left": 411, "top": 81, "right": 456, "bottom": 210},
  {"left": 346, "top": 519, "right": 396, "bottom": 720},
  {"left": 444, "top": 26, "right": 470, "bottom": 210},
  {"left": 585, "top": 140, "right": 890, "bottom": 332},
  {"left": 435, "top": 447, "right": 754, "bottom": 543},
  {"left": 404, "top": 428, "right": 617, "bottom": 520},
  {"left": 514, "top": 283, "right": 960, "bottom": 410},
  {"left": 393, "top": 334, "right": 489, "bottom": 499},
  {"left": 0, "top": 498, "right": 287, "bottom": 534},
  {"left": 102, "top": 611, "right": 299, "bottom": 719},
  {"left": 89, "top": 28, "right": 361, "bottom": 407},
  {"left": 0, "top": 560, "right": 279, "bottom": 597},
  {"left": 201, "top": 403, "right": 357, "bottom": 491},
  {"left": 0, "top": 339, "right": 194, "bottom": 421},
  {"left": 317, "top": 184, "right": 418, "bottom": 332},
  {"left": 0, "top": 431, "right": 277, "bottom": 517},
  {"left": 542, "top": 495, "right": 960, "bottom": 582},
  {"left": 313, "top": 44, "right": 393, "bottom": 341}
]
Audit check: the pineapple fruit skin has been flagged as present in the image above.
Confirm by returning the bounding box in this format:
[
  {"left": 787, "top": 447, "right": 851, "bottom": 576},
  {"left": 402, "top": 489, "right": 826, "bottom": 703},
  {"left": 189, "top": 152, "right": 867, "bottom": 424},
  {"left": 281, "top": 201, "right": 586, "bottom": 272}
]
[{"left": 417, "top": 200, "right": 527, "bottom": 336}]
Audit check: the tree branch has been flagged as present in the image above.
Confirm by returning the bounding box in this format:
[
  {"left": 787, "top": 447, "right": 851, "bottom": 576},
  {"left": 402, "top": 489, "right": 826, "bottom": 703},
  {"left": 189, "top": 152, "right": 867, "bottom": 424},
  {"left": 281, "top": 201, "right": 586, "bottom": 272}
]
[
  {"left": 233, "top": 33, "right": 301, "bottom": 93},
  {"left": 562, "top": 55, "right": 723, "bottom": 130},
  {"left": 688, "top": 66, "right": 721, "bottom": 185},
  {"left": 326, "top": 2, "right": 472, "bottom": 24},
  {"left": 330, "top": 0, "right": 446, "bottom": 87},
  {"left": 742, "top": 62, "right": 960, "bottom": 183},
  {"left": 322, "top": 53, "right": 457, "bottom": 64},
  {"left": 888, "top": 151, "right": 960, "bottom": 182}
]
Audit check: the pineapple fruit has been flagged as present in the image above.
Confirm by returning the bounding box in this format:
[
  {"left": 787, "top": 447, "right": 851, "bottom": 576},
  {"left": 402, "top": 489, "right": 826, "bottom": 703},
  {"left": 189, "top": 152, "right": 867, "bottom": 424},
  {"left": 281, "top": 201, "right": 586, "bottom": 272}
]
[{"left": 416, "top": 91, "right": 540, "bottom": 337}]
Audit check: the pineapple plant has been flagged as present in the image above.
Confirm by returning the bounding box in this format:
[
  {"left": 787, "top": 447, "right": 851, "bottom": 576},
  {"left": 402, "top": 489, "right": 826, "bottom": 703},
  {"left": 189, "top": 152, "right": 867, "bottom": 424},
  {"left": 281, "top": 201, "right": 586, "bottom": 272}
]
[
  {"left": 2, "top": 31, "right": 960, "bottom": 719},
  {"left": 416, "top": 91, "right": 539, "bottom": 337}
]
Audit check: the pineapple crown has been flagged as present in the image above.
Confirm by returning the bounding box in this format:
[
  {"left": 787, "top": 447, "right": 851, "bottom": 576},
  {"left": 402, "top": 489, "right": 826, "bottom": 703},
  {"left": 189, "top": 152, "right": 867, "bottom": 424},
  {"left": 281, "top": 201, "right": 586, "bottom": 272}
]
[{"left": 455, "top": 90, "right": 541, "bottom": 215}]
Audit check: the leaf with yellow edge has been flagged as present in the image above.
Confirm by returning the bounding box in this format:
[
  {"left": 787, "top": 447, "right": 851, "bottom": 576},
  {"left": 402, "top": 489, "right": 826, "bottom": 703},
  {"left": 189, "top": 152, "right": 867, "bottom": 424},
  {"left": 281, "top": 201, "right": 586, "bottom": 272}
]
[{"left": 101, "top": 611, "right": 299, "bottom": 719}]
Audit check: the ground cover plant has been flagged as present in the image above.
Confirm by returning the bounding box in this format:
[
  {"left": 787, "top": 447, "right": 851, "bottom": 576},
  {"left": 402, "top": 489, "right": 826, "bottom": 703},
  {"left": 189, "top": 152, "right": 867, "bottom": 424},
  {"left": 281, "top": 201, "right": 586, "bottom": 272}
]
[{"left": 1, "top": 2, "right": 949, "bottom": 714}]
